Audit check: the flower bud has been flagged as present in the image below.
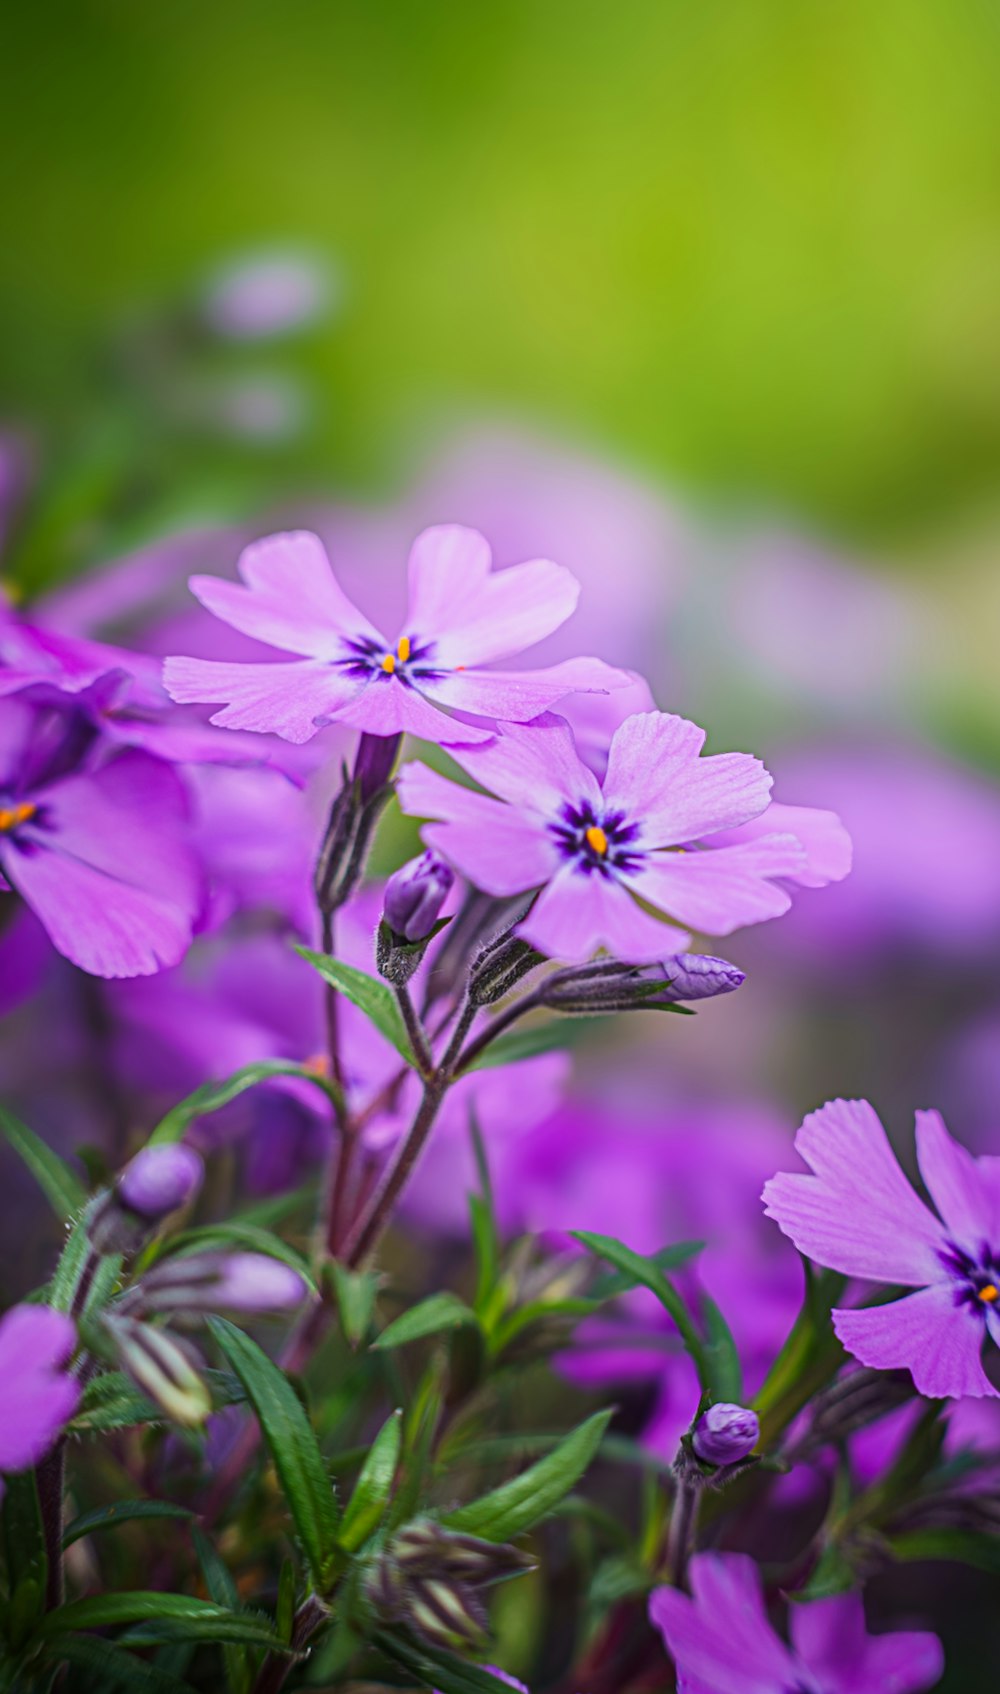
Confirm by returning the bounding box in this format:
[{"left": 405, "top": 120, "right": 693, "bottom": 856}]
[
  {"left": 353, "top": 732, "right": 402, "bottom": 805},
  {"left": 692, "top": 1403, "right": 760, "bottom": 1466},
  {"left": 383, "top": 852, "right": 454, "bottom": 943},
  {"left": 538, "top": 953, "right": 744, "bottom": 1014},
  {"left": 88, "top": 1145, "right": 203, "bottom": 1255},
  {"left": 105, "top": 1314, "right": 211, "bottom": 1427},
  {"left": 468, "top": 933, "right": 543, "bottom": 1007},
  {"left": 118, "top": 1145, "right": 203, "bottom": 1220},
  {"left": 364, "top": 1519, "right": 533, "bottom": 1652},
  {"left": 138, "top": 1250, "right": 308, "bottom": 1316},
  {"left": 315, "top": 734, "right": 402, "bottom": 916}
]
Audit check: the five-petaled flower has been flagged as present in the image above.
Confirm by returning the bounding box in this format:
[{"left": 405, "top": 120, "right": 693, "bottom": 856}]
[
  {"left": 763, "top": 1099, "right": 1000, "bottom": 1399},
  {"left": 0, "top": 1304, "right": 80, "bottom": 1497},
  {"left": 398, "top": 710, "right": 850, "bottom": 963},
  {"left": 162, "top": 525, "right": 627, "bottom": 745},
  {"left": 650, "top": 1551, "right": 943, "bottom": 1694}
]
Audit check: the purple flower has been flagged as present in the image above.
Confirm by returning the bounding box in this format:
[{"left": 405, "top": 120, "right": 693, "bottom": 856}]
[
  {"left": 163, "top": 526, "right": 625, "bottom": 745},
  {"left": 0, "top": 1304, "right": 79, "bottom": 1485},
  {"left": 692, "top": 1403, "right": 759, "bottom": 1466},
  {"left": 650, "top": 1552, "right": 943, "bottom": 1694},
  {"left": 763, "top": 1099, "right": 1000, "bottom": 1399},
  {"left": 0, "top": 696, "right": 202, "bottom": 977},
  {"left": 399, "top": 711, "right": 849, "bottom": 963},
  {"left": 200, "top": 251, "right": 331, "bottom": 340},
  {"left": 139, "top": 1250, "right": 307, "bottom": 1314},
  {"left": 383, "top": 851, "right": 454, "bottom": 941}
]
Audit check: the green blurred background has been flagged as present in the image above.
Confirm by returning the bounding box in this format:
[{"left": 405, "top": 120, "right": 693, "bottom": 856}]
[{"left": 2, "top": 0, "right": 998, "bottom": 544}]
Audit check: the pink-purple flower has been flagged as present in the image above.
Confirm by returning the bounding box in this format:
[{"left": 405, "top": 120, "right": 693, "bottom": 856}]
[
  {"left": 650, "top": 1552, "right": 943, "bottom": 1694},
  {"left": 0, "top": 696, "right": 202, "bottom": 977},
  {"left": 0, "top": 1304, "right": 80, "bottom": 1490},
  {"left": 399, "top": 711, "right": 850, "bottom": 963},
  {"left": 162, "top": 525, "right": 626, "bottom": 745},
  {"left": 763, "top": 1099, "right": 1000, "bottom": 1400}
]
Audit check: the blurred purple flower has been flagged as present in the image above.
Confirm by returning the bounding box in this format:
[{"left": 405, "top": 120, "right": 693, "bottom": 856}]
[
  {"left": 164, "top": 526, "right": 626, "bottom": 745},
  {"left": 200, "top": 252, "right": 332, "bottom": 340},
  {"left": 118, "top": 1144, "right": 204, "bottom": 1220},
  {"left": 0, "top": 697, "right": 202, "bottom": 977},
  {"left": 764, "top": 1099, "right": 1000, "bottom": 1399},
  {"left": 650, "top": 1552, "right": 943, "bottom": 1694},
  {"left": 400, "top": 711, "right": 849, "bottom": 963},
  {"left": 0, "top": 1304, "right": 79, "bottom": 1488}
]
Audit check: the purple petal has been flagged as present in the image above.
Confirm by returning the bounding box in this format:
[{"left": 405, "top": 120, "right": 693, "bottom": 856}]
[
  {"left": 334, "top": 677, "right": 493, "bottom": 744},
  {"left": 404, "top": 525, "right": 579, "bottom": 666},
  {"left": 425, "top": 656, "right": 627, "bottom": 723},
  {"left": 650, "top": 1554, "right": 802, "bottom": 1694},
  {"left": 163, "top": 656, "right": 364, "bottom": 743},
  {"left": 190, "top": 530, "right": 383, "bottom": 657},
  {"left": 915, "top": 1108, "right": 998, "bottom": 1248},
  {"left": 627, "top": 835, "right": 805, "bottom": 935},
  {"left": 833, "top": 1286, "right": 997, "bottom": 1399},
  {"left": 790, "top": 1593, "right": 943, "bottom": 1694},
  {"left": 520, "top": 864, "right": 688, "bottom": 963},
  {"left": 711, "top": 800, "right": 853, "bottom": 887},
  {"left": 603, "top": 712, "right": 773, "bottom": 844},
  {"left": 762, "top": 1099, "right": 946, "bottom": 1285},
  {"left": 442, "top": 714, "right": 600, "bottom": 814},
  {"left": 0, "top": 1305, "right": 80, "bottom": 1472},
  {"left": 397, "top": 761, "right": 558, "bottom": 895}
]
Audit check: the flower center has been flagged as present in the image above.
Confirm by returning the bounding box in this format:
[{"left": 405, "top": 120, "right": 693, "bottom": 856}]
[
  {"left": 0, "top": 801, "right": 37, "bottom": 835},
  {"left": 939, "top": 1239, "right": 1000, "bottom": 1316},
  {"left": 550, "top": 802, "right": 643, "bottom": 878},
  {"left": 381, "top": 636, "right": 412, "bottom": 675},
  {"left": 979, "top": 1283, "right": 998, "bottom": 1304}
]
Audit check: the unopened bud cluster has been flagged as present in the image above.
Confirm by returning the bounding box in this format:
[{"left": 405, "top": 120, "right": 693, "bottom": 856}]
[{"left": 365, "top": 1518, "right": 533, "bottom": 1651}]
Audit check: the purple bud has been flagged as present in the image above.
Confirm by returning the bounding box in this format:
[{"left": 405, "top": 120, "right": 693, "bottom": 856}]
[
  {"left": 692, "top": 1402, "right": 759, "bottom": 1466},
  {"left": 140, "top": 1250, "right": 307, "bottom": 1315},
  {"left": 657, "top": 954, "right": 746, "bottom": 1002},
  {"left": 383, "top": 851, "right": 454, "bottom": 942},
  {"left": 118, "top": 1146, "right": 203, "bottom": 1221},
  {"left": 353, "top": 732, "right": 401, "bottom": 804}
]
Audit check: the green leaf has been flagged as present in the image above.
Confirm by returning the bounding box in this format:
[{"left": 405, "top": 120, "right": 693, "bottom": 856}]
[
  {"left": 48, "top": 1218, "right": 91, "bottom": 1312},
  {"left": 166, "top": 1223, "right": 317, "bottom": 1295},
  {"left": 338, "top": 1408, "right": 402, "bottom": 1551},
  {"left": 461, "top": 1016, "right": 607, "bottom": 1072},
  {"left": 374, "top": 1632, "right": 526, "bottom": 1694},
  {"left": 442, "top": 1407, "right": 613, "bottom": 1542},
  {"left": 589, "top": 1239, "right": 705, "bottom": 1300},
  {"left": 372, "top": 1293, "right": 478, "bottom": 1351},
  {"left": 63, "top": 1500, "right": 195, "bottom": 1548},
  {"left": 571, "top": 1231, "right": 708, "bottom": 1389},
  {"left": 2, "top": 1469, "right": 48, "bottom": 1646},
  {"left": 888, "top": 1528, "right": 1000, "bottom": 1576},
  {"left": 701, "top": 1295, "right": 743, "bottom": 1403},
  {"left": 791, "top": 1541, "right": 858, "bottom": 1601},
  {"left": 37, "top": 1592, "right": 285, "bottom": 1649},
  {"left": 72, "top": 1369, "right": 245, "bottom": 1432},
  {"left": 328, "top": 1262, "right": 379, "bottom": 1347},
  {"left": 192, "top": 1527, "right": 251, "bottom": 1694},
  {"left": 150, "top": 1059, "right": 340, "bottom": 1145},
  {"left": 295, "top": 946, "right": 416, "bottom": 1065},
  {"left": 45, "top": 1635, "right": 197, "bottom": 1691},
  {"left": 208, "top": 1317, "right": 339, "bottom": 1586},
  {"left": 0, "top": 1103, "right": 86, "bottom": 1216}
]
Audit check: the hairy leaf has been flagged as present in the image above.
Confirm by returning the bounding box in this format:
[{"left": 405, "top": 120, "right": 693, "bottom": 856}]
[{"left": 442, "top": 1408, "right": 613, "bottom": 1541}]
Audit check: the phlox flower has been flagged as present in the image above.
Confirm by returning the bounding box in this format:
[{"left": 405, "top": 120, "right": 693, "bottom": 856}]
[
  {"left": 0, "top": 696, "right": 202, "bottom": 977},
  {"left": 0, "top": 1304, "right": 80, "bottom": 1495},
  {"left": 162, "top": 525, "right": 626, "bottom": 745},
  {"left": 763, "top": 1099, "right": 1000, "bottom": 1399},
  {"left": 650, "top": 1552, "right": 943, "bottom": 1694},
  {"left": 399, "top": 711, "right": 850, "bottom": 963}
]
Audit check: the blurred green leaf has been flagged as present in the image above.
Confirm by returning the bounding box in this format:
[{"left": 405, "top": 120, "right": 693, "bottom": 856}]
[
  {"left": 888, "top": 1529, "right": 1000, "bottom": 1576},
  {"left": 192, "top": 1526, "right": 252, "bottom": 1694},
  {"left": 700, "top": 1294, "right": 743, "bottom": 1404},
  {"left": 0, "top": 1103, "right": 86, "bottom": 1217},
  {"left": 442, "top": 1407, "right": 613, "bottom": 1542},
  {"left": 372, "top": 1293, "right": 478, "bottom": 1351},
  {"left": 167, "top": 1223, "right": 317, "bottom": 1295},
  {"left": 571, "top": 1231, "right": 708, "bottom": 1390},
  {"left": 295, "top": 947, "right": 416, "bottom": 1065},
  {"left": 208, "top": 1317, "right": 339, "bottom": 1586},
  {"left": 63, "top": 1500, "right": 195, "bottom": 1548},
  {"left": 37, "top": 1592, "right": 287, "bottom": 1648},
  {"left": 2, "top": 1469, "right": 48, "bottom": 1646},
  {"left": 48, "top": 1218, "right": 90, "bottom": 1313},
  {"left": 374, "top": 1632, "right": 529, "bottom": 1694},
  {"left": 150, "top": 1059, "right": 340, "bottom": 1145},
  {"left": 461, "top": 1016, "right": 607, "bottom": 1072},
  {"left": 328, "top": 1262, "right": 379, "bottom": 1348},
  {"left": 44, "top": 1634, "right": 197, "bottom": 1692},
  {"left": 338, "top": 1408, "right": 402, "bottom": 1551}
]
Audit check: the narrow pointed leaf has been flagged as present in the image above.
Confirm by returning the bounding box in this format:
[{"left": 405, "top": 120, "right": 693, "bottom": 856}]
[
  {"left": 208, "top": 1317, "right": 338, "bottom": 1585},
  {"left": 295, "top": 947, "right": 416, "bottom": 1064},
  {"left": 1, "top": 1104, "right": 85, "bottom": 1216},
  {"left": 45, "top": 1635, "right": 197, "bottom": 1691},
  {"left": 375, "top": 1634, "right": 525, "bottom": 1694},
  {"left": 571, "top": 1231, "right": 707, "bottom": 1388},
  {"left": 63, "top": 1499, "right": 195, "bottom": 1548},
  {"left": 150, "top": 1060, "right": 340, "bottom": 1145},
  {"left": 338, "top": 1408, "right": 402, "bottom": 1551},
  {"left": 442, "top": 1407, "right": 613, "bottom": 1541},
  {"left": 372, "top": 1293, "right": 478, "bottom": 1351}
]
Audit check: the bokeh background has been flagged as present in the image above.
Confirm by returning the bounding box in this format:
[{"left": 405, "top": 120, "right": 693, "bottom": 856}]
[{"left": 2, "top": 4, "right": 1000, "bottom": 1686}]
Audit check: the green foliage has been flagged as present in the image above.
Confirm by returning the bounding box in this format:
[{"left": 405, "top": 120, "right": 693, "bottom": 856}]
[
  {"left": 442, "top": 1408, "right": 613, "bottom": 1542},
  {"left": 63, "top": 1500, "right": 196, "bottom": 1549},
  {"left": 0, "top": 1103, "right": 86, "bottom": 1218},
  {"left": 150, "top": 1058, "right": 342, "bottom": 1144},
  {"left": 338, "top": 1409, "right": 402, "bottom": 1551},
  {"left": 296, "top": 946, "right": 416, "bottom": 1065},
  {"left": 373, "top": 1292, "right": 478, "bottom": 1351}
]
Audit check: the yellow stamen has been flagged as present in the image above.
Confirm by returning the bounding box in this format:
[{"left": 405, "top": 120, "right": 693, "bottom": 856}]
[
  {"left": 396, "top": 635, "right": 411, "bottom": 663},
  {"left": 978, "top": 1284, "right": 999, "bottom": 1304},
  {"left": 0, "top": 802, "right": 36, "bottom": 832},
  {"left": 585, "top": 824, "right": 608, "bottom": 856},
  {"left": 381, "top": 653, "right": 396, "bottom": 674}
]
